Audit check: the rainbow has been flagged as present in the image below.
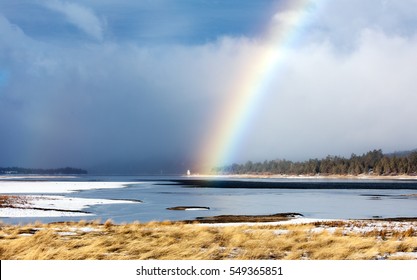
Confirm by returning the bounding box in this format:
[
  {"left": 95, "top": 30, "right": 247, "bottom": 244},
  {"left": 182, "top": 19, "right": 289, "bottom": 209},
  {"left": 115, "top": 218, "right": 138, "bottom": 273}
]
[{"left": 197, "top": 0, "right": 316, "bottom": 173}]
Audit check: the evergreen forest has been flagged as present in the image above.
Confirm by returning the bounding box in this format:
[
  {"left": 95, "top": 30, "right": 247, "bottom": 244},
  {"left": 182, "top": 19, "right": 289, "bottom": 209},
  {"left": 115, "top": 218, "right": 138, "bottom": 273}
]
[{"left": 214, "top": 149, "right": 417, "bottom": 176}]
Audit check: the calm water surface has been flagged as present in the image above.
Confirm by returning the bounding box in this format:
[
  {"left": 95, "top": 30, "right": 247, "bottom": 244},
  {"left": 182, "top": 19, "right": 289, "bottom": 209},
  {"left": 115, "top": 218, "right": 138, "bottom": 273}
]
[{"left": 3, "top": 176, "right": 417, "bottom": 224}]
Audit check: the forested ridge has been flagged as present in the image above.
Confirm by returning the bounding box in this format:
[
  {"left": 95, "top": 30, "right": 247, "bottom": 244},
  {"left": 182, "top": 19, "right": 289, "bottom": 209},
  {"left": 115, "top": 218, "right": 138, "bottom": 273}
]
[
  {"left": 0, "top": 167, "right": 88, "bottom": 175},
  {"left": 214, "top": 149, "right": 417, "bottom": 176}
]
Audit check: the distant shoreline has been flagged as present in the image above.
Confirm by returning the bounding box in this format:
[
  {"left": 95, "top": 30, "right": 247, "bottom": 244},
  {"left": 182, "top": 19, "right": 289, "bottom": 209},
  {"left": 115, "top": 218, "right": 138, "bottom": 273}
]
[
  {"left": 169, "top": 176, "right": 417, "bottom": 190},
  {"left": 188, "top": 173, "right": 417, "bottom": 180}
]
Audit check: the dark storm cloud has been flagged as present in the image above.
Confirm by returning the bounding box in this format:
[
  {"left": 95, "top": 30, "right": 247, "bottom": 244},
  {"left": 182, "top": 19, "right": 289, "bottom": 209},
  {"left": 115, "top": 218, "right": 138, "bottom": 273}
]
[{"left": 0, "top": 13, "right": 250, "bottom": 169}]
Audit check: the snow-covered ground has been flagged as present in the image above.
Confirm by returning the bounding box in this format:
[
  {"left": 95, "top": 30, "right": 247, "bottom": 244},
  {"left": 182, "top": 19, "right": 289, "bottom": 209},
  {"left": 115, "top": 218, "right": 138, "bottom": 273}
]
[
  {"left": 0, "top": 180, "right": 136, "bottom": 194},
  {"left": 198, "top": 218, "right": 339, "bottom": 227},
  {"left": 0, "top": 180, "right": 140, "bottom": 218},
  {"left": 199, "top": 218, "right": 417, "bottom": 234}
]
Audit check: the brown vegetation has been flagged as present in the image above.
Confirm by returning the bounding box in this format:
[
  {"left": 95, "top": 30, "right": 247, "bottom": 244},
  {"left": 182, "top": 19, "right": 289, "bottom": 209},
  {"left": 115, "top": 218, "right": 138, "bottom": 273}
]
[
  {"left": 0, "top": 195, "right": 28, "bottom": 208},
  {"left": 0, "top": 220, "right": 416, "bottom": 260},
  {"left": 190, "top": 213, "right": 301, "bottom": 223}
]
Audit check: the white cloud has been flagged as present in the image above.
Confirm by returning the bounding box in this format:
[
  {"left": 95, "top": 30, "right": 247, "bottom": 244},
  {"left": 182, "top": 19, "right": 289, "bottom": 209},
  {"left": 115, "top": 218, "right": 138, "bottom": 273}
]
[
  {"left": 303, "top": 0, "right": 417, "bottom": 48},
  {"left": 42, "top": 0, "right": 105, "bottom": 40},
  {"left": 272, "top": 10, "right": 302, "bottom": 29},
  {"left": 239, "top": 28, "right": 417, "bottom": 162}
]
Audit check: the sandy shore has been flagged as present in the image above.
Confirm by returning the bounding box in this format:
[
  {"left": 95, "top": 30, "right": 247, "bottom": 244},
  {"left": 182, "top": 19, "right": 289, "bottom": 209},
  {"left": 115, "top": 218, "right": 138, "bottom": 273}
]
[{"left": 0, "top": 180, "right": 141, "bottom": 218}]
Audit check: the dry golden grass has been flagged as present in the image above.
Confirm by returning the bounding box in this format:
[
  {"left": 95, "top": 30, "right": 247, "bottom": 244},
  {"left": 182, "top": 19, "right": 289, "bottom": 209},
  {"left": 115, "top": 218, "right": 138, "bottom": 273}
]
[{"left": 0, "top": 220, "right": 416, "bottom": 260}]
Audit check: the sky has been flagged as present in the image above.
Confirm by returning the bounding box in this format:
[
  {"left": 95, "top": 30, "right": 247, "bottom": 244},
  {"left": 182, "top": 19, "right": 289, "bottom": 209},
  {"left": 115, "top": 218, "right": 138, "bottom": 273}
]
[{"left": 1, "top": 0, "right": 417, "bottom": 173}]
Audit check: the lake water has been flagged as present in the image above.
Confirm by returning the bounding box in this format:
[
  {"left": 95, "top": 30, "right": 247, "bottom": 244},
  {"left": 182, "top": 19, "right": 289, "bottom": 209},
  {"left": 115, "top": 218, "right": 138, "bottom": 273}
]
[{"left": 3, "top": 175, "right": 417, "bottom": 224}]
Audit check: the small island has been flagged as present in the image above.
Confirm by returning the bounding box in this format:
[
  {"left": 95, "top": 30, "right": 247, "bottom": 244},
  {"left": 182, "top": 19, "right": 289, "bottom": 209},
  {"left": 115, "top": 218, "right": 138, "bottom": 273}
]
[{"left": 167, "top": 206, "right": 210, "bottom": 211}]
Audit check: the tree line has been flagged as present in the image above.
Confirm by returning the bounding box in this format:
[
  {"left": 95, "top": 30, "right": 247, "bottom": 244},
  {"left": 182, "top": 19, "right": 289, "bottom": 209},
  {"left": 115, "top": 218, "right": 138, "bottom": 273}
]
[
  {"left": 213, "top": 149, "right": 417, "bottom": 176},
  {"left": 0, "top": 167, "right": 88, "bottom": 175}
]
